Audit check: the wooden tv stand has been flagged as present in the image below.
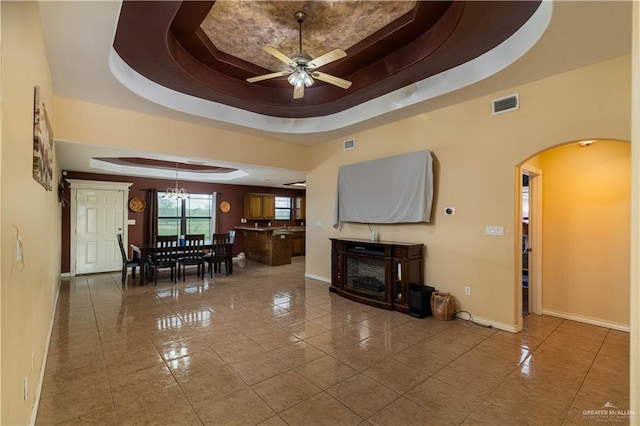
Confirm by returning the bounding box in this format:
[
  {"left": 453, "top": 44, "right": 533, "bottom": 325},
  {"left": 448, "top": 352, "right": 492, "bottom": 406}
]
[{"left": 330, "top": 238, "right": 424, "bottom": 314}]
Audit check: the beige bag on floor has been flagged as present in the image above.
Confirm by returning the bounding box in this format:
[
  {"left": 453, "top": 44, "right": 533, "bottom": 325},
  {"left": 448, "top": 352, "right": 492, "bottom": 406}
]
[{"left": 431, "top": 292, "right": 454, "bottom": 320}]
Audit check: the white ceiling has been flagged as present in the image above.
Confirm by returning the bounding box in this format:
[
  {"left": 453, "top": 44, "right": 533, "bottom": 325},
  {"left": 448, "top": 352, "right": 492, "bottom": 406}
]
[{"left": 40, "top": 1, "right": 632, "bottom": 187}]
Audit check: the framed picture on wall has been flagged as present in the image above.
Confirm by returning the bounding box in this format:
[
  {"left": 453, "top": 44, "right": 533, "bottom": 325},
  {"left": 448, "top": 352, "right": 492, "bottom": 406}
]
[{"left": 33, "top": 86, "right": 53, "bottom": 191}]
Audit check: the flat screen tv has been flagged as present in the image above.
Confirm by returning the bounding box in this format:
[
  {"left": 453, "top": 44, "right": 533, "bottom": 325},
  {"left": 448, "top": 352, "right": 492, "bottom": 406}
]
[{"left": 333, "top": 150, "right": 433, "bottom": 228}]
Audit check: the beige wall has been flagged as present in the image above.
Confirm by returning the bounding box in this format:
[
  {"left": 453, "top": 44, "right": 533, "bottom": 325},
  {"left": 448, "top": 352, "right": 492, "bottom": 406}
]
[
  {"left": 54, "top": 97, "right": 310, "bottom": 172},
  {"left": 535, "top": 141, "right": 630, "bottom": 326},
  {"left": 306, "top": 55, "right": 631, "bottom": 330},
  {"left": 631, "top": 1, "right": 639, "bottom": 418},
  {"left": 1, "top": 2, "right": 61, "bottom": 424}
]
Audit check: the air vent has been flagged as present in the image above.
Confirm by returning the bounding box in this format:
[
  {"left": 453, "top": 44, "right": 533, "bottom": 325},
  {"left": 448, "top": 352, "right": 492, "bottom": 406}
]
[
  {"left": 492, "top": 93, "right": 519, "bottom": 115},
  {"left": 343, "top": 138, "right": 355, "bottom": 150}
]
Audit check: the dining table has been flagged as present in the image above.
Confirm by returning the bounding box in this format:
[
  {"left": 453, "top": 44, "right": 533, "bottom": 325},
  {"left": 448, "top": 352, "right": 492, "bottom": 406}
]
[{"left": 131, "top": 240, "right": 233, "bottom": 284}]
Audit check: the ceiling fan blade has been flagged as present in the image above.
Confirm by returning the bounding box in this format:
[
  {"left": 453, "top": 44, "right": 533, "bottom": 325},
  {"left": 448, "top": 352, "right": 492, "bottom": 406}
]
[
  {"left": 312, "top": 71, "right": 352, "bottom": 89},
  {"left": 246, "top": 71, "right": 289, "bottom": 83},
  {"left": 262, "top": 46, "right": 297, "bottom": 67},
  {"left": 308, "top": 49, "right": 347, "bottom": 69},
  {"left": 293, "top": 84, "right": 304, "bottom": 99}
]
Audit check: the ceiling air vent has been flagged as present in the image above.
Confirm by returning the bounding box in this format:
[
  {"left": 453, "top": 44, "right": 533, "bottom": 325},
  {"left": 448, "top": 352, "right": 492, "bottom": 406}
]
[
  {"left": 343, "top": 138, "right": 355, "bottom": 150},
  {"left": 492, "top": 93, "right": 519, "bottom": 115}
]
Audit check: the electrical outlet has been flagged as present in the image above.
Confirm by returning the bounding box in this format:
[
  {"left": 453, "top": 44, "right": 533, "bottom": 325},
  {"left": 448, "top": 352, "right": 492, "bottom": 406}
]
[
  {"left": 465, "top": 286, "right": 471, "bottom": 296},
  {"left": 240, "top": 218, "right": 247, "bottom": 224}
]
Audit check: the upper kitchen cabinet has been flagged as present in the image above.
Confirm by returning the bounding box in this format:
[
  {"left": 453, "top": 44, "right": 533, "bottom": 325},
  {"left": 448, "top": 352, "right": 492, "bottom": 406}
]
[
  {"left": 294, "top": 195, "right": 306, "bottom": 220},
  {"left": 244, "top": 193, "right": 276, "bottom": 219}
]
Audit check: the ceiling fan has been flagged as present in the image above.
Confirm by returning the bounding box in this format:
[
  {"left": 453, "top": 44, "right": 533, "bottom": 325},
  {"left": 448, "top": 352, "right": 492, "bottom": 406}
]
[{"left": 246, "top": 11, "right": 352, "bottom": 99}]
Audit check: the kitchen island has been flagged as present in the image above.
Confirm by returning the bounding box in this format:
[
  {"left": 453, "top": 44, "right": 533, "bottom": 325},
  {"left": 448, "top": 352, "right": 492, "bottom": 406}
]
[{"left": 235, "top": 226, "right": 305, "bottom": 266}]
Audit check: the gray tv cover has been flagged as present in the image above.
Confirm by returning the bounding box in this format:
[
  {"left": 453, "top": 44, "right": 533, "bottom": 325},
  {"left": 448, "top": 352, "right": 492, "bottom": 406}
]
[{"left": 333, "top": 150, "right": 433, "bottom": 228}]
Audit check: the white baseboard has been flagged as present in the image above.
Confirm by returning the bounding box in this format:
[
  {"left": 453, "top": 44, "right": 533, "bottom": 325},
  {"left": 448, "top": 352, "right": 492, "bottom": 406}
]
[
  {"left": 542, "top": 308, "right": 630, "bottom": 332},
  {"left": 30, "top": 279, "right": 62, "bottom": 425},
  {"left": 304, "top": 273, "right": 330, "bottom": 284},
  {"left": 60, "top": 272, "right": 73, "bottom": 278},
  {"left": 454, "top": 312, "right": 522, "bottom": 333}
]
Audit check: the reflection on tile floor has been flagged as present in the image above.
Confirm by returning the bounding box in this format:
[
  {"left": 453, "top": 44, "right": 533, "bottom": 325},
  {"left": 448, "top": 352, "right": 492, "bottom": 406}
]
[{"left": 36, "top": 258, "right": 630, "bottom": 425}]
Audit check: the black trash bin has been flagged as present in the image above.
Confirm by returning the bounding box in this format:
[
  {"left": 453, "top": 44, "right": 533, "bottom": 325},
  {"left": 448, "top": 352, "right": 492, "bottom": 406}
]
[{"left": 409, "top": 284, "right": 435, "bottom": 318}]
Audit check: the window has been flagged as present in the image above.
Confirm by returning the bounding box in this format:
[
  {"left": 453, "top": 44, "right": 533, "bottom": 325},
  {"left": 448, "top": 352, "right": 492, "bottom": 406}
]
[
  {"left": 158, "top": 193, "right": 214, "bottom": 236},
  {"left": 275, "top": 196, "right": 292, "bottom": 220},
  {"left": 157, "top": 196, "right": 181, "bottom": 236}
]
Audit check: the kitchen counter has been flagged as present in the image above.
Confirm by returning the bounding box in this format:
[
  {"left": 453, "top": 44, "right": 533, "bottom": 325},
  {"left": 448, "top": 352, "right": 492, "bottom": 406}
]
[
  {"left": 235, "top": 226, "right": 305, "bottom": 234},
  {"left": 235, "top": 226, "right": 305, "bottom": 266}
]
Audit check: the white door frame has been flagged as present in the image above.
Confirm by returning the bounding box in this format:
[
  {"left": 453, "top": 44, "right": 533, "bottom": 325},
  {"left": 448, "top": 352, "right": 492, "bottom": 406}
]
[
  {"left": 68, "top": 179, "right": 132, "bottom": 276},
  {"left": 519, "top": 165, "right": 543, "bottom": 316}
]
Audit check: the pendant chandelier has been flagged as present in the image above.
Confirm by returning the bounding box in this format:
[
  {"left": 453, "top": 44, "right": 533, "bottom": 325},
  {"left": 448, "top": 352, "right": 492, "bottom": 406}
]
[{"left": 164, "top": 162, "right": 188, "bottom": 199}]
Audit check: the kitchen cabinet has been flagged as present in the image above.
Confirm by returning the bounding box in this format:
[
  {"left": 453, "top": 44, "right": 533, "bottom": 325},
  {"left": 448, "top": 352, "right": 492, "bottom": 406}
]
[
  {"left": 235, "top": 227, "right": 292, "bottom": 266},
  {"left": 294, "top": 195, "right": 306, "bottom": 220},
  {"left": 244, "top": 193, "right": 275, "bottom": 219},
  {"left": 291, "top": 232, "right": 305, "bottom": 256}
]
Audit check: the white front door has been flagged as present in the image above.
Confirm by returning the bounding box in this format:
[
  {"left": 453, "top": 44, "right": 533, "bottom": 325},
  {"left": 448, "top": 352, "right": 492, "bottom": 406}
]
[{"left": 76, "top": 188, "right": 125, "bottom": 274}]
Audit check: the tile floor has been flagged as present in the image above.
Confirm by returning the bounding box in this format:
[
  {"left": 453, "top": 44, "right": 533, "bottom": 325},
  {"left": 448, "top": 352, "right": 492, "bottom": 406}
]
[{"left": 36, "top": 258, "right": 630, "bottom": 425}]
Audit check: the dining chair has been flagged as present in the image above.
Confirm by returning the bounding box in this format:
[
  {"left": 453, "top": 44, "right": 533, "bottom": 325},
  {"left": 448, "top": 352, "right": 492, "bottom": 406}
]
[
  {"left": 177, "top": 234, "right": 205, "bottom": 281},
  {"left": 150, "top": 235, "right": 178, "bottom": 285},
  {"left": 205, "top": 233, "right": 230, "bottom": 277},
  {"left": 117, "top": 233, "right": 140, "bottom": 285}
]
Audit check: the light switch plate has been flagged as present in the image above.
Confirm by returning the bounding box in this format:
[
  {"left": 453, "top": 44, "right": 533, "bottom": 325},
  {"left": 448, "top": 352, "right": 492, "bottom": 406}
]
[
  {"left": 485, "top": 226, "right": 504, "bottom": 236},
  {"left": 484, "top": 226, "right": 504, "bottom": 236}
]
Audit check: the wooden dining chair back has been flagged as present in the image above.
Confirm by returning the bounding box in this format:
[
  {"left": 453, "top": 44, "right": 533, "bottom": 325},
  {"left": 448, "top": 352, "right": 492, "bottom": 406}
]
[
  {"left": 151, "top": 235, "right": 178, "bottom": 284},
  {"left": 206, "top": 233, "right": 230, "bottom": 277},
  {"left": 177, "top": 234, "right": 205, "bottom": 281},
  {"left": 117, "top": 233, "right": 140, "bottom": 285}
]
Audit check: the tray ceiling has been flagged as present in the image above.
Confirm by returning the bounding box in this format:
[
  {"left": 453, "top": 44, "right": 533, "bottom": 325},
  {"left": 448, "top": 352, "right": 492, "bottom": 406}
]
[{"left": 113, "top": 1, "right": 542, "bottom": 119}]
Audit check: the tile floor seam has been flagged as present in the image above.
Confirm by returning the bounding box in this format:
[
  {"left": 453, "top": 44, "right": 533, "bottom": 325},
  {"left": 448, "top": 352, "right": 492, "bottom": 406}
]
[
  {"left": 288, "top": 389, "right": 365, "bottom": 422},
  {"left": 557, "top": 327, "right": 611, "bottom": 426},
  {"left": 90, "top": 276, "right": 120, "bottom": 426},
  {"left": 162, "top": 355, "right": 208, "bottom": 425},
  {"left": 454, "top": 318, "right": 568, "bottom": 425},
  {"left": 460, "top": 317, "right": 609, "bottom": 425},
  {"left": 456, "top": 357, "right": 531, "bottom": 425}
]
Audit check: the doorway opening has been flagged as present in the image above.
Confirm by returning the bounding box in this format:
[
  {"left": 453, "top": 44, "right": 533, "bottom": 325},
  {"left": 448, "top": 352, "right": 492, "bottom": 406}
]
[
  {"left": 519, "top": 163, "right": 542, "bottom": 319},
  {"left": 521, "top": 172, "right": 529, "bottom": 316}
]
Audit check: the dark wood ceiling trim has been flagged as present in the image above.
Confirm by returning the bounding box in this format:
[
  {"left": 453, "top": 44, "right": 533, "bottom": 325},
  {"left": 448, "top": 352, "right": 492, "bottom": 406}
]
[
  {"left": 171, "top": 1, "right": 267, "bottom": 76},
  {"left": 113, "top": 1, "right": 541, "bottom": 119}
]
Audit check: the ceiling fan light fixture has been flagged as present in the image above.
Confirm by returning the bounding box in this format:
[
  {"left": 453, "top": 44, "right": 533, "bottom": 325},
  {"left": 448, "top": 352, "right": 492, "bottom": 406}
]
[
  {"left": 288, "top": 69, "right": 314, "bottom": 88},
  {"left": 287, "top": 72, "right": 299, "bottom": 86},
  {"left": 246, "top": 11, "right": 350, "bottom": 99}
]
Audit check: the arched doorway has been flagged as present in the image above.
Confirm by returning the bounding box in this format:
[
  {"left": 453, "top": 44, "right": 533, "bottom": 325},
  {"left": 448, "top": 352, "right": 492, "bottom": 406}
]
[{"left": 517, "top": 139, "right": 630, "bottom": 330}]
